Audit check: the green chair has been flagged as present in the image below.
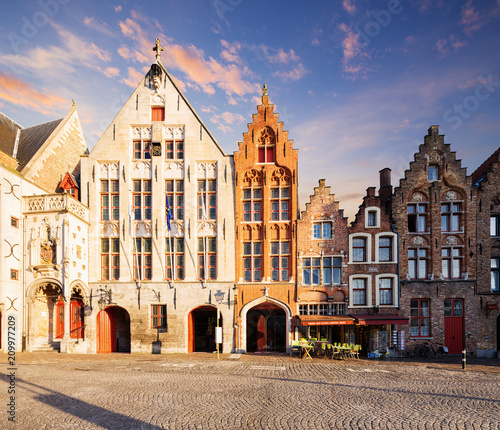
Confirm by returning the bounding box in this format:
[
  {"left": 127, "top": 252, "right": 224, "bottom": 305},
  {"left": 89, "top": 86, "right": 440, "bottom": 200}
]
[{"left": 290, "top": 340, "right": 302, "bottom": 357}]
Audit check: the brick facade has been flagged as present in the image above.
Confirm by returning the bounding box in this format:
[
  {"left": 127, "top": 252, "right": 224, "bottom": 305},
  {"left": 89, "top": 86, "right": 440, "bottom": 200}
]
[
  {"left": 392, "top": 126, "right": 478, "bottom": 355},
  {"left": 472, "top": 150, "right": 500, "bottom": 357},
  {"left": 233, "top": 87, "right": 298, "bottom": 353},
  {"left": 296, "top": 179, "right": 349, "bottom": 341}
]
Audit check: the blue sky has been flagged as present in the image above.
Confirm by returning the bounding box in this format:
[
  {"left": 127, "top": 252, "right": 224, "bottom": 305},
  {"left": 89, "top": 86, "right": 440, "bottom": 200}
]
[{"left": 1, "top": 0, "right": 500, "bottom": 219}]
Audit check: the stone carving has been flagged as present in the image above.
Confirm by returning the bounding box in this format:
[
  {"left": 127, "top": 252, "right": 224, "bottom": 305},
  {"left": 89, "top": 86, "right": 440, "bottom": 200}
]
[
  {"left": 197, "top": 162, "right": 217, "bottom": 179},
  {"left": 446, "top": 236, "right": 458, "bottom": 245},
  {"left": 164, "top": 125, "right": 185, "bottom": 140},
  {"left": 99, "top": 163, "right": 120, "bottom": 179},
  {"left": 446, "top": 191, "right": 457, "bottom": 200},
  {"left": 429, "top": 152, "right": 441, "bottom": 163},
  {"left": 132, "top": 161, "right": 152, "bottom": 179},
  {"left": 259, "top": 127, "right": 275, "bottom": 145},
  {"left": 99, "top": 222, "right": 119, "bottom": 238},
  {"left": 242, "top": 169, "right": 262, "bottom": 185},
  {"left": 151, "top": 93, "right": 165, "bottom": 106},
  {"left": 412, "top": 192, "right": 424, "bottom": 202},
  {"left": 270, "top": 167, "right": 290, "bottom": 185},
  {"left": 412, "top": 236, "right": 424, "bottom": 246}
]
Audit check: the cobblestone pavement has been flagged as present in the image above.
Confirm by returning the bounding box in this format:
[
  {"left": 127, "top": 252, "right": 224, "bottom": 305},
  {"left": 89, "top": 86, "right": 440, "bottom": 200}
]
[{"left": 1, "top": 353, "right": 499, "bottom": 429}]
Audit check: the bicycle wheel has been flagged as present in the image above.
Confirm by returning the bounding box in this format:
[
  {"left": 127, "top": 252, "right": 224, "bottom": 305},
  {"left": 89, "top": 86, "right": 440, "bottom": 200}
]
[{"left": 436, "top": 350, "right": 444, "bottom": 359}]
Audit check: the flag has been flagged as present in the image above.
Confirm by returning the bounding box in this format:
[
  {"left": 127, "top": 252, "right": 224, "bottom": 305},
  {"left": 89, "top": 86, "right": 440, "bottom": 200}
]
[{"left": 166, "top": 195, "right": 173, "bottom": 231}]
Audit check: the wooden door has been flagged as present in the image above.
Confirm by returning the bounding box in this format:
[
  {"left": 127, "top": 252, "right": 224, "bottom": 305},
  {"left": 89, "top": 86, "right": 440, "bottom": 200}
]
[
  {"left": 97, "top": 309, "right": 115, "bottom": 353},
  {"left": 55, "top": 299, "right": 64, "bottom": 339},
  {"left": 188, "top": 311, "right": 194, "bottom": 353},
  {"left": 70, "top": 299, "right": 85, "bottom": 338},
  {"left": 444, "top": 299, "right": 463, "bottom": 354}
]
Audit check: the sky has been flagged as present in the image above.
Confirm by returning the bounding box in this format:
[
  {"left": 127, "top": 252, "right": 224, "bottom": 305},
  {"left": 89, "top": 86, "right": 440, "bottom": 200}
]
[{"left": 1, "top": 0, "right": 500, "bottom": 220}]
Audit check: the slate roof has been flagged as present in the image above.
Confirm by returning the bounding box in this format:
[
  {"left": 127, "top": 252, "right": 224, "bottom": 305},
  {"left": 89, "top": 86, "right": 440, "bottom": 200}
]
[
  {"left": 16, "top": 118, "right": 63, "bottom": 172},
  {"left": 471, "top": 147, "right": 500, "bottom": 185},
  {"left": 0, "top": 111, "right": 22, "bottom": 157}
]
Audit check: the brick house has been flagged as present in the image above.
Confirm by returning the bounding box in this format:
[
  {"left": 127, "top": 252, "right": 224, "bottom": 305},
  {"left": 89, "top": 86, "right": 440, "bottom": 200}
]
[
  {"left": 392, "top": 126, "right": 478, "bottom": 355},
  {"left": 348, "top": 169, "right": 408, "bottom": 357},
  {"left": 471, "top": 149, "right": 500, "bottom": 358},
  {"left": 233, "top": 86, "right": 298, "bottom": 353},
  {"left": 296, "top": 179, "right": 350, "bottom": 344}
]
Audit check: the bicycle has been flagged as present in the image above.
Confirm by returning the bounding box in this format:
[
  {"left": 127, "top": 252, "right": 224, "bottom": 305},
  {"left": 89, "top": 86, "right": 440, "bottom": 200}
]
[
  {"left": 406, "top": 342, "right": 427, "bottom": 358},
  {"left": 424, "top": 342, "right": 448, "bottom": 359}
]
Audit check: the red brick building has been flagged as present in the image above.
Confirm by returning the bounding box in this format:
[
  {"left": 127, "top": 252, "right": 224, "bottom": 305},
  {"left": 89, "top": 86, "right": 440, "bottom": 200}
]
[
  {"left": 392, "top": 126, "right": 478, "bottom": 355},
  {"left": 472, "top": 149, "right": 500, "bottom": 357},
  {"left": 233, "top": 85, "right": 298, "bottom": 353},
  {"left": 296, "top": 179, "right": 350, "bottom": 343},
  {"left": 348, "top": 169, "right": 407, "bottom": 356}
]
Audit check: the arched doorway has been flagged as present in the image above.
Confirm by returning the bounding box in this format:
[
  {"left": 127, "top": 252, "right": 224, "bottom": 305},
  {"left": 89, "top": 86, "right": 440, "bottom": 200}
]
[
  {"left": 30, "top": 283, "right": 62, "bottom": 348},
  {"left": 97, "top": 306, "right": 130, "bottom": 353},
  {"left": 188, "top": 306, "right": 221, "bottom": 353},
  {"left": 247, "top": 303, "right": 286, "bottom": 353}
]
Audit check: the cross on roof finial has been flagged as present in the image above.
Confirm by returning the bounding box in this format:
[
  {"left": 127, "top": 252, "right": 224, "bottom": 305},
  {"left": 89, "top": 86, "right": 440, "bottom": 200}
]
[{"left": 153, "top": 38, "right": 164, "bottom": 60}]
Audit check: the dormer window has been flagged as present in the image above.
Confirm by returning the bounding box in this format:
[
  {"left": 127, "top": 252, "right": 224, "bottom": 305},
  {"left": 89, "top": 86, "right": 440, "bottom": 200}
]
[{"left": 428, "top": 165, "right": 438, "bottom": 181}]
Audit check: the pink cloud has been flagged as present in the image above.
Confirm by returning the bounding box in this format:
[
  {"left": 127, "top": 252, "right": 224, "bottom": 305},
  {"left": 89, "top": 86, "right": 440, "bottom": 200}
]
[
  {"left": 460, "top": 0, "right": 485, "bottom": 35},
  {"left": 338, "top": 23, "right": 369, "bottom": 79},
  {"left": 103, "top": 67, "right": 120, "bottom": 78},
  {"left": 343, "top": 0, "right": 356, "bottom": 14},
  {"left": 273, "top": 64, "right": 309, "bottom": 81},
  {"left": 0, "top": 73, "right": 67, "bottom": 116},
  {"left": 121, "top": 67, "right": 146, "bottom": 87},
  {"left": 117, "top": 13, "right": 259, "bottom": 98}
]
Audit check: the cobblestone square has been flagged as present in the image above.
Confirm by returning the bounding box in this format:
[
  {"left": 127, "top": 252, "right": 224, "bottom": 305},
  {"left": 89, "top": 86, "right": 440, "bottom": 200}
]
[{"left": 2, "top": 353, "right": 499, "bottom": 429}]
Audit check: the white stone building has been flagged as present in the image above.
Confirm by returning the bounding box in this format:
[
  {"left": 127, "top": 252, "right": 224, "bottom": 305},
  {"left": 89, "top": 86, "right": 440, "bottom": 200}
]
[
  {"left": 0, "top": 106, "right": 88, "bottom": 353},
  {"left": 79, "top": 44, "right": 236, "bottom": 353}
]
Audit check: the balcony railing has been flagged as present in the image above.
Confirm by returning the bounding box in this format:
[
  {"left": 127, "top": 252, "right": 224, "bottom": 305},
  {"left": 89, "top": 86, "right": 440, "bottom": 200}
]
[{"left": 24, "top": 194, "right": 89, "bottom": 223}]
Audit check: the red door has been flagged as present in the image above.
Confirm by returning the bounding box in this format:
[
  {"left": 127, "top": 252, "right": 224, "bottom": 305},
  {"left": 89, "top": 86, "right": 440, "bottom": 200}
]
[
  {"left": 55, "top": 298, "right": 64, "bottom": 339},
  {"left": 444, "top": 299, "right": 464, "bottom": 354},
  {"left": 70, "top": 299, "right": 85, "bottom": 338},
  {"left": 97, "top": 309, "right": 115, "bottom": 353}
]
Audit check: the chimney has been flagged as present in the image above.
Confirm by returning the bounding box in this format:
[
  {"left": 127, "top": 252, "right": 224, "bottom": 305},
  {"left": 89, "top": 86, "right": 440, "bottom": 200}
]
[{"left": 379, "top": 168, "right": 392, "bottom": 205}]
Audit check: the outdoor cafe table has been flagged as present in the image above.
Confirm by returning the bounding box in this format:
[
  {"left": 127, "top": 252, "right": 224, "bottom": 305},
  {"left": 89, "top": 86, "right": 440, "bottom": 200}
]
[
  {"left": 333, "top": 345, "right": 352, "bottom": 359},
  {"left": 300, "top": 342, "right": 314, "bottom": 359}
]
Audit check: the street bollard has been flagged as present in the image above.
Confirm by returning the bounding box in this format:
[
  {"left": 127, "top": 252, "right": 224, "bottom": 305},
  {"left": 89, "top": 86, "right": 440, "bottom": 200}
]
[{"left": 462, "top": 349, "right": 466, "bottom": 370}]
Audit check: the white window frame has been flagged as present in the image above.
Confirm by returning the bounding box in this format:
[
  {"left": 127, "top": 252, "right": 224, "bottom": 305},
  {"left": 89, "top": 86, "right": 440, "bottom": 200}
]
[
  {"left": 312, "top": 221, "right": 333, "bottom": 239},
  {"left": 364, "top": 206, "right": 381, "bottom": 228},
  {"left": 349, "top": 233, "right": 372, "bottom": 264},
  {"left": 349, "top": 275, "right": 372, "bottom": 308},
  {"left": 374, "top": 232, "right": 397, "bottom": 263},
  {"left": 375, "top": 274, "right": 398, "bottom": 307}
]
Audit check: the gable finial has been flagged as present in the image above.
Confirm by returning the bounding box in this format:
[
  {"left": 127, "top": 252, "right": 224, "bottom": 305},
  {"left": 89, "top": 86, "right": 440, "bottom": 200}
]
[
  {"left": 153, "top": 38, "right": 164, "bottom": 61},
  {"left": 262, "top": 83, "right": 268, "bottom": 96}
]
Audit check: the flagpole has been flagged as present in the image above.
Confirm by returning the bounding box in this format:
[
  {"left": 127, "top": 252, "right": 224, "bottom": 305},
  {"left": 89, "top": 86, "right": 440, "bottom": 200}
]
[
  {"left": 131, "top": 195, "right": 141, "bottom": 286},
  {"left": 204, "top": 186, "right": 208, "bottom": 286},
  {"left": 166, "top": 193, "right": 174, "bottom": 286}
]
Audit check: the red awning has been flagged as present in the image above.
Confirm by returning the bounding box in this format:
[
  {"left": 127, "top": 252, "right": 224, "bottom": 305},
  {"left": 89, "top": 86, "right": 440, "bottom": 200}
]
[
  {"left": 352, "top": 315, "right": 409, "bottom": 325},
  {"left": 299, "top": 315, "right": 356, "bottom": 326}
]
